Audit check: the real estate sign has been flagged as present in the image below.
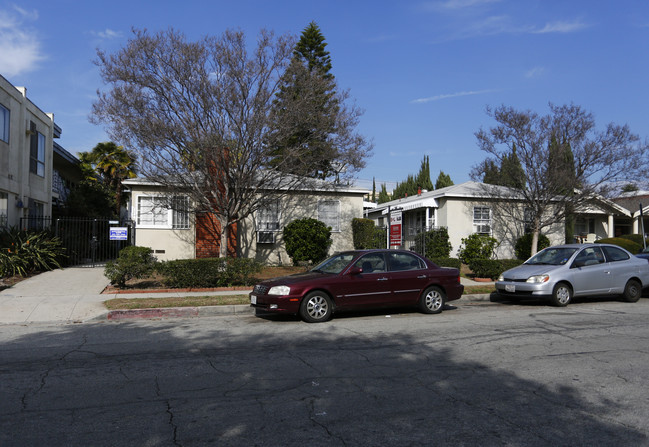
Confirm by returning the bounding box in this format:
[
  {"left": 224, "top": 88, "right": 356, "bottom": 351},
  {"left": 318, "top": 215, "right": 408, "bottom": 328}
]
[{"left": 389, "top": 210, "right": 402, "bottom": 247}]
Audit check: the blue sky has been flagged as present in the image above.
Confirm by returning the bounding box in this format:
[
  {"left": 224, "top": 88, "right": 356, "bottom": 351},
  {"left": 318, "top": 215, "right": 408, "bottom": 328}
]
[{"left": 2, "top": 0, "right": 648, "bottom": 191}]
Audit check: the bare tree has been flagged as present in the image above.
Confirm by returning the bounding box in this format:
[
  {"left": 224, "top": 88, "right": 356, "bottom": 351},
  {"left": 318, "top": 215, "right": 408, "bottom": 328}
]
[
  {"left": 91, "top": 28, "right": 372, "bottom": 257},
  {"left": 472, "top": 103, "right": 647, "bottom": 255}
]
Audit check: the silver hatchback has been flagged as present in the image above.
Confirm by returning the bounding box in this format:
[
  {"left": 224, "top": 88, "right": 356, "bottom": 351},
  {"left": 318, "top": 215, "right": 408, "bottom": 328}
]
[{"left": 496, "top": 243, "right": 649, "bottom": 306}]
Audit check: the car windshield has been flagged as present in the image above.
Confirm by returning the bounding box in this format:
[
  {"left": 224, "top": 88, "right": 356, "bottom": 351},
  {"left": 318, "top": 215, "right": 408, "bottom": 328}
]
[
  {"left": 525, "top": 247, "right": 578, "bottom": 266},
  {"left": 311, "top": 253, "right": 356, "bottom": 274}
]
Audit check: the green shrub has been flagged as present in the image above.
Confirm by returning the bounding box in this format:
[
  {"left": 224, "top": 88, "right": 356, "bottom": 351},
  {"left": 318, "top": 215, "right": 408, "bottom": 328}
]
[
  {"left": 283, "top": 218, "right": 332, "bottom": 265},
  {"left": 222, "top": 258, "right": 263, "bottom": 286},
  {"left": 430, "top": 257, "right": 461, "bottom": 270},
  {"left": 156, "top": 258, "right": 226, "bottom": 288},
  {"left": 0, "top": 227, "right": 65, "bottom": 277},
  {"left": 595, "top": 237, "right": 641, "bottom": 254},
  {"left": 424, "top": 227, "right": 452, "bottom": 258},
  {"left": 156, "top": 257, "right": 263, "bottom": 288},
  {"left": 618, "top": 234, "right": 649, "bottom": 247},
  {"left": 469, "top": 259, "right": 524, "bottom": 279},
  {"left": 104, "top": 246, "right": 157, "bottom": 287},
  {"left": 351, "top": 218, "right": 384, "bottom": 249},
  {"left": 515, "top": 233, "right": 551, "bottom": 260},
  {"left": 457, "top": 234, "right": 499, "bottom": 265}
]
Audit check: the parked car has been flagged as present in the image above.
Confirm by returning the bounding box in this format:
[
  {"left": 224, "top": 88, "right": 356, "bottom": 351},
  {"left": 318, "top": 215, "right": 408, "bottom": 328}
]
[
  {"left": 495, "top": 243, "right": 649, "bottom": 306},
  {"left": 250, "top": 249, "right": 464, "bottom": 322}
]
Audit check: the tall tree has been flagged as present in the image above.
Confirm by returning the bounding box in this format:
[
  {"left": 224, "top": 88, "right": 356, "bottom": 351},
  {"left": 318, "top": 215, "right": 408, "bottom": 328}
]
[
  {"left": 83, "top": 142, "right": 138, "bottom": 216},
  {"left": 548, "top": 134, "right": 577, "bottom": 242},
  {"left": 415, "top": 155, "right": 434, "bottom": 191},
  {"left": 267, "top": 22, "right": 354, "bottom": 179},
  {"left": 435, "top": 171, "right": 454, "bottom": 189},
  {"left": 377, "top": 183, "right": 390, "bottom": 204},
  {"left": 472, "top": 103, "right": 647, "bottom": 254},
  {"left": 371, "top": 177, "right": 376, "bottom": 203},
  {"left": 92, "top": 28, "right": 371, "bottom": 257},
  {"left": 392, "top": 156, "right": 435, "bottom": 199}
]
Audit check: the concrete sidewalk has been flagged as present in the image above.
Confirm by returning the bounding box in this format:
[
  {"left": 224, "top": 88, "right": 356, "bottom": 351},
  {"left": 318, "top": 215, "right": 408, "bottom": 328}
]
[{"left": 0, "top": 267, "right": 492, "bottom": 324}]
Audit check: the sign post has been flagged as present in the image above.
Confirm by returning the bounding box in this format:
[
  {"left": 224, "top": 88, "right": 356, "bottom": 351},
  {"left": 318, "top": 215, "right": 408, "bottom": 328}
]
[{"left": 389, "top": 208, "right": 402, "bottom": 248}]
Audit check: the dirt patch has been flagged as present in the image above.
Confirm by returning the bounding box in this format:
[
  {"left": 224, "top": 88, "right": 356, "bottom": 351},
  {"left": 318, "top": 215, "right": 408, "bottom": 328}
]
[{"left": 0, "top": 274, "right": 33, "bottom": 291}]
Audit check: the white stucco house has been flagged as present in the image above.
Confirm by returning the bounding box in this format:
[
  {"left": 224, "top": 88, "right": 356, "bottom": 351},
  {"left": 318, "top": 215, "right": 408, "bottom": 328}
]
[
  {"left": 365, "top": 181, "right": 635, "bottom": 259},
  {"left": 123, "top": 177, "right": 369, "bottom": 264}
]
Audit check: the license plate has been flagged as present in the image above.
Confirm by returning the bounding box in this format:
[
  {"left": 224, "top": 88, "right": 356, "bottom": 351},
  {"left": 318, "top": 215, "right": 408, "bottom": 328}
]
[
  {"left": 250, "top": 295, "right": 257, "bottom": 305},
  {"left": 505, "top": 284, "right": 515, "bottom": 293}
]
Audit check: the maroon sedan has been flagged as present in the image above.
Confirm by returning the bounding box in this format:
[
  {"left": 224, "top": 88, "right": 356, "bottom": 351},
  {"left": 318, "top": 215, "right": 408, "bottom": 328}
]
[{"left": 250, "top": 249, "right": 464, "bottom": 323}]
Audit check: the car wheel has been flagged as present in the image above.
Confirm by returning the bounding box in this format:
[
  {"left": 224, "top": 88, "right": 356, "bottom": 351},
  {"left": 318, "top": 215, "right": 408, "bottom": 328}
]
[
  {"left": 550, "top": 282, "right": 572, "bottom": 307},
  {"left": 299, "top": 291, "right": 333, "bottom": 323},
  {"left": 419, "top": 286, "right": 445, "bottom": 314},
  {"left": 622, "top": 279, "right": 641, "bottom": 303}
]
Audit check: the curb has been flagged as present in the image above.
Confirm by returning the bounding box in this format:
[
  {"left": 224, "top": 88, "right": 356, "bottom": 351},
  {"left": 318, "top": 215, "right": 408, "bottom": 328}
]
[
  {"left": 105, "top": 304, "right": 255, "bottom": 320},
  {"left": 101, "top": 294, "right": 495, "bottom": 321}
]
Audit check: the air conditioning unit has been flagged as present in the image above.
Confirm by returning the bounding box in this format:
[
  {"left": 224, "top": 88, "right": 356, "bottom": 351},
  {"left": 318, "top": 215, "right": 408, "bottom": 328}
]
[{"left": 257, "top": 231, "right": 276, "bottom": 244}]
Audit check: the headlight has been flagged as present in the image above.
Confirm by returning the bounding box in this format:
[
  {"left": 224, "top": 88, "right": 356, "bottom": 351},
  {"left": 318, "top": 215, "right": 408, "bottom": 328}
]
[
  {"left": 497, "top": 274, "right": 504, "bottom": 282},
  {"left": 268, "top": 285, "right": 291, "bottom": 296},
  {"left": 526, "top": 274, "right": 549, "bottom": 283}
]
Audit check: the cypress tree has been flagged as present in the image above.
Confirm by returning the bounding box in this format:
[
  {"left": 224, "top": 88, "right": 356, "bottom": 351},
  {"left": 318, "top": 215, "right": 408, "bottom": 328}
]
[{"left": 267, "top": 22, "right": 338, "bottom": 179}]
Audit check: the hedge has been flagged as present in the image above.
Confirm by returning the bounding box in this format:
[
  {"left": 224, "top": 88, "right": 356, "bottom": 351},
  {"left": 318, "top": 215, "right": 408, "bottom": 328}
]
[
  {"left": 595, "top": 237, "right": 641, "bottom": 254},
  {"left": 469, "top": 259, "right": 524, "bottom": 279},
  {"left": 157, "top": 257, "right": 262, "bottom": 288}
]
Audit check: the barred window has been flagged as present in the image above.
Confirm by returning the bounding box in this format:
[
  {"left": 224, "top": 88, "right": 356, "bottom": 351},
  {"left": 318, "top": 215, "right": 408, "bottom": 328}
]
[
  {"left": 318, "top": 200, "right": 340, "bottom": 232},
  {"left": 473, "top": 206, "right": 491, "bottom": 234},
  {"left": 137, "top": 195, "right": 190, "bottom": 229},
  {"left": 172, "top": 196, "right": 190, "bottom": 229},
  {"left": 256, "top": 200, "right": 280, "bottom": 231}
]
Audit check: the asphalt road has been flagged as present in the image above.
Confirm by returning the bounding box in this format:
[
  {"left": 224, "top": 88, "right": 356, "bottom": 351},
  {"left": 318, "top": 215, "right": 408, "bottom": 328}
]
[{"left": 1, "top": 298, "right": 649, "bottom": 446}]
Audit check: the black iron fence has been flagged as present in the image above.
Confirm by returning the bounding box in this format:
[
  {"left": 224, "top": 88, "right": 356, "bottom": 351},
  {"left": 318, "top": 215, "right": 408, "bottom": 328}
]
[{"left": 20, "top": 217, "right": 134, "bottom": 266}]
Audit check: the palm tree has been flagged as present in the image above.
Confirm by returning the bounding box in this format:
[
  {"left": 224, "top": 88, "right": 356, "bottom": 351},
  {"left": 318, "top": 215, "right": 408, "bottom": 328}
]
[{"left": 88, "top": 142, "right": 137, "bottom": 216}]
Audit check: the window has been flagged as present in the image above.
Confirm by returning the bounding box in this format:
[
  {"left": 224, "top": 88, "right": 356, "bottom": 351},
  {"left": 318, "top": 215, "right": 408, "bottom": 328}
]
[
  {"left": 473, "top": 206, "right": 491, "bottom": 234},
  {"left": 575, "top": 217, "right": 595, "bottom": 235},
  {"left": 0, "top": 192, "right": 7, "bottom": 228},
  {"left": 29, "top": 123, "right": 45, "bottom": 177},
  {"left": 387, "top": 252, "right": 424, "bottom": 271},
  {"left": 318, "top": 200, "right": 340, "bottom": 232},
  {"left": 573, "top": 247, "right": 605, "bottom": 266},
  {"left": 354, "top": 253, "right": 386, "bottom": 273},
  {"left": 171, "top": 196, "right": 190, "bottom": 229},
  {"left": 256, "top": 200, "right": 280, "bottom": 231},
  {"left": 601, "top": 246, "right": 630, "bottom": 262},
  {"left": 137, "top": 195, "right": 189, "bottom": 229},
  {"left": 0, "top": 104, "right": 9, "bottom": 143}
]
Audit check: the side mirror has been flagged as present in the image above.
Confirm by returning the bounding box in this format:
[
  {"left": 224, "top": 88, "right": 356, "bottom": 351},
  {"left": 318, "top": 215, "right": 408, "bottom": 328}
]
[{"left": 348, "top": 266, "right": 363, "bottom": 275}]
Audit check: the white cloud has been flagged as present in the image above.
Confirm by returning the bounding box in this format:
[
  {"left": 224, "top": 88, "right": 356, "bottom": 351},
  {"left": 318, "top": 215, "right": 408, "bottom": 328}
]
[
  {"left": 532, "top": 20, "right": 590, "bottom": 34},
  {"left": 423, "top": 0, "right": 501, "bottom": 11},
  {"left": 93, "top": 28, "right": 123, "bottom": 39},
  {"left": 411, "top": 89, "right": 495, "bottom": 104},
  {"left": 525, "top": 67, "right": 546, "bottom": 79},
  {"left": 0, "top": 5, "right": 44, "bottom": 77}
]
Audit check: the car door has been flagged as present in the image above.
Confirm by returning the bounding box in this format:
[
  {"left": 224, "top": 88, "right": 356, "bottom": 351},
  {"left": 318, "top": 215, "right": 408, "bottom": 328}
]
[
  {"left": 569, "top": 246, "right": 612, "bottom": 296},
  {"left": 385, "top": 251, "right": 430, "bottom": 304},
  {"left": 336, "top": 253, "right": 393, "bottom": 308},
  {"left": 601, "top": 245, "right": 640, "bottom": 293}
]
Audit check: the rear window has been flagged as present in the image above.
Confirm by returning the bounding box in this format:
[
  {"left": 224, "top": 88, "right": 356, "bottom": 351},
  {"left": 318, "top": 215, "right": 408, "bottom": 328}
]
[
  {"left": 387, "top": 252, "right": 424, "bottom": 271},
  {"left": 601, "top": 246, "right": 630, "bottom": 262}
]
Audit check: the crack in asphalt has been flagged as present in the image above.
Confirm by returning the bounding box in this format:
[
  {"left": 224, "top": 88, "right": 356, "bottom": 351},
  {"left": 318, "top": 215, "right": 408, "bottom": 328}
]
[{"left": 155, "top": 376, "right": 180, "bottom": 446}]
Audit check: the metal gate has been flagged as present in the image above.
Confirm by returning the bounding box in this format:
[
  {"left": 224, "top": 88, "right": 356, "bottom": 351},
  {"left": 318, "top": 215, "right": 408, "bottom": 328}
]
[{"left": 20, "top": 217, "right": 134, "bottom": 266}]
